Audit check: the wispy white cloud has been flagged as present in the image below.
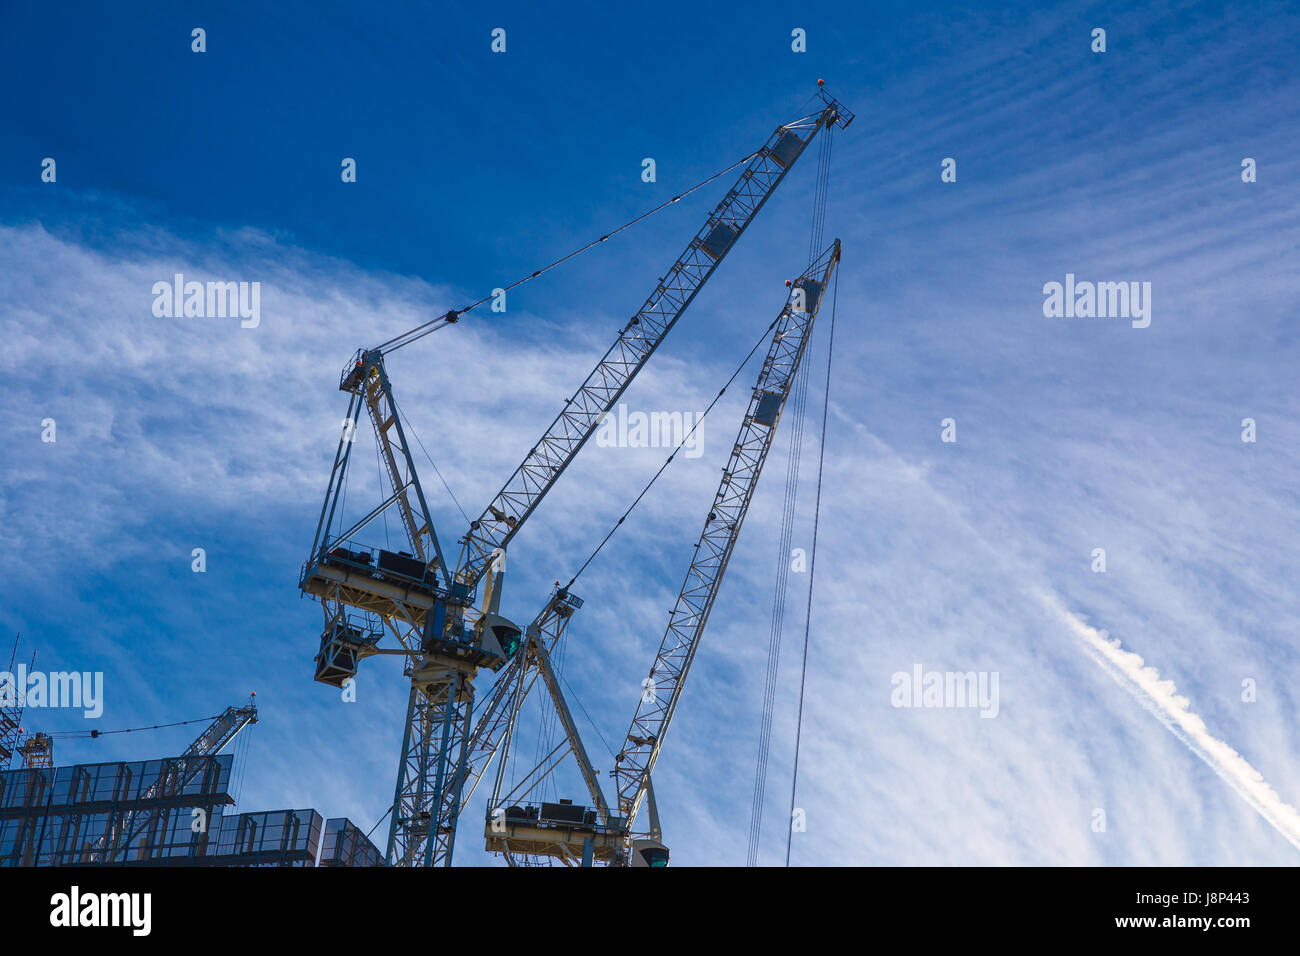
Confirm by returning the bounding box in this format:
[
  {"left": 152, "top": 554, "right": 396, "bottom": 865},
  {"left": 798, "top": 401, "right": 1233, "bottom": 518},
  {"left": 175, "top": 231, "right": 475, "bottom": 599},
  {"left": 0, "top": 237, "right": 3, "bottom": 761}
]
[
  {"left": 6, "top": 188, "right": 1299, "bottom": 865},
  {"left": 5, "top": 1, "right": 1300, "bottom": 867}
]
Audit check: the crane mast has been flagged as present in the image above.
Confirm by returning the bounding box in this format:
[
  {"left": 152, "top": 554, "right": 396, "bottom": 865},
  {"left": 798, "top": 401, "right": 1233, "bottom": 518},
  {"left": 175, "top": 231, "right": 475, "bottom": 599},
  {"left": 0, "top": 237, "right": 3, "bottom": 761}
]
[
  {"left": 612, "top": 241, "right": 841, "bottom": 853},
  {"left": 298, "top": 88, "right": 852, "bottom": 868}
]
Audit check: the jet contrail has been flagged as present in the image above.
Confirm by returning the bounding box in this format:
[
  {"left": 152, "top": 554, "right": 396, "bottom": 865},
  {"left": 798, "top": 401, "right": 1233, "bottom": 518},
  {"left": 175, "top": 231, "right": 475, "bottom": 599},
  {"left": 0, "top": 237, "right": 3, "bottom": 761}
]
[{"left": 1038, "top": 593, "right": 1300, "bottom": 851}]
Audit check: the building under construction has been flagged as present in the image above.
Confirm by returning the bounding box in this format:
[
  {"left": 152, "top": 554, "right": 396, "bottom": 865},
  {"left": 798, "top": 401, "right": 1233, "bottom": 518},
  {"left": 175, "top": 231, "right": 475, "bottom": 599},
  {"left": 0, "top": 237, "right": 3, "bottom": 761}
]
[{"left": 0, "top": 687, "right": 382, "bottom": 868}]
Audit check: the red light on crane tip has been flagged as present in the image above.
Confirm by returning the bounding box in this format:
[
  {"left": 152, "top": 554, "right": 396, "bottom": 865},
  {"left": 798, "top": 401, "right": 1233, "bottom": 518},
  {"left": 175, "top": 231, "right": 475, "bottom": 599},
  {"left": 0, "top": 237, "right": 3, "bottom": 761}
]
[{"left": 817, "top": 78, "right": 824, "bottom": 86}]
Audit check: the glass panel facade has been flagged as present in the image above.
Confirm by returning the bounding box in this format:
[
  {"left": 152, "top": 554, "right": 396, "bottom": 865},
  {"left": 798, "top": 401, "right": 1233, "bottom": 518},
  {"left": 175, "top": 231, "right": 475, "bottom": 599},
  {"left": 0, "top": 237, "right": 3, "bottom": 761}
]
[{"left": 0, "top": 756, "right": 381, "bottom": 867}]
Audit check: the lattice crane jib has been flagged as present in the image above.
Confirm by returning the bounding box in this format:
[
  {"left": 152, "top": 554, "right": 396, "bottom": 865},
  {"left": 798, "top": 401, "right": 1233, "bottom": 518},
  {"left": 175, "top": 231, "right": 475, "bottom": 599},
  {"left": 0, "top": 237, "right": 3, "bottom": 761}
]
[
  {"left": 454, "top": 94, "right": 854, "bottom": 596},
  {"left": 611, "top": 240, "right": 842, "bottom": 846}
]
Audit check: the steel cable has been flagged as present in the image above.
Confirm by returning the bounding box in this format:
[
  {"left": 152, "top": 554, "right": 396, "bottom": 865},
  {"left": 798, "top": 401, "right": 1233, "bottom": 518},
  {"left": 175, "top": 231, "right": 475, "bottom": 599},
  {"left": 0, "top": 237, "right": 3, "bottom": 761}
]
[{"left": 785, "top": 265, "right": 838, "bottom": 866}]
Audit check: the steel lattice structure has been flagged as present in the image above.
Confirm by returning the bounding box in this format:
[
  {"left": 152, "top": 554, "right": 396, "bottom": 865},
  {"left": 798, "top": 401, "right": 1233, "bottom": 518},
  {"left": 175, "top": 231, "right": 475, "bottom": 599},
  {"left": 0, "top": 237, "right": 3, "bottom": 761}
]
[
  {"left": 299, "top": 88, "right": 852, "bottom": 867},
  {"left": 611, "top": 240, "right": 841, "bottom": 840},
  {"left": 453, "top": 104, "right": 845, "bottom": 592}
]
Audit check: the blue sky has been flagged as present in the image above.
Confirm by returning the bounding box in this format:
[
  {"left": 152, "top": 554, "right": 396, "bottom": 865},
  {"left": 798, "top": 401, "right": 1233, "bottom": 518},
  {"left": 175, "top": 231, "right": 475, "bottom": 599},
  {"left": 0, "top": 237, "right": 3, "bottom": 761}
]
[{"left": 2, "top": 0, "right": 1299, "bottom": 865}]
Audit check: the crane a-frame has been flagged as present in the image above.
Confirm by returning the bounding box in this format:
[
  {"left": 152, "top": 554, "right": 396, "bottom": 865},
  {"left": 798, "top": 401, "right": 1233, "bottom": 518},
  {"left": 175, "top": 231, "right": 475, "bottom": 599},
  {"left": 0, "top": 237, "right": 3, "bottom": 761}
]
[{"left": 299, "top": 87, "right": 852, "bottom": 866}]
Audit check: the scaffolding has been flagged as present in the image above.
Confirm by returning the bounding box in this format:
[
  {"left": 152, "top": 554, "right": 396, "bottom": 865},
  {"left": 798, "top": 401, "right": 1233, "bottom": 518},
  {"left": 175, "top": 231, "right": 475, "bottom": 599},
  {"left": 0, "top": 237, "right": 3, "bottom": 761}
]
[{"left": 0, "top": 636, "right": 28, "bottom": 772}]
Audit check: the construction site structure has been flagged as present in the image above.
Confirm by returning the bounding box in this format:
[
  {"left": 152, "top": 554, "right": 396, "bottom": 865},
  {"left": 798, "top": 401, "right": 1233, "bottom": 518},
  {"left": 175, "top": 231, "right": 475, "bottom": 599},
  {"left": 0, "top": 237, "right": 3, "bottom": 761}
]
[
  {"left": 0, "top": 696, "right": 384, "bottom": 867},
  {"left": 299, "top": 86, "right": 851, "bottom": 866},
  {"left": 0, "top": 635, "right": 32, "bottom": 772}
]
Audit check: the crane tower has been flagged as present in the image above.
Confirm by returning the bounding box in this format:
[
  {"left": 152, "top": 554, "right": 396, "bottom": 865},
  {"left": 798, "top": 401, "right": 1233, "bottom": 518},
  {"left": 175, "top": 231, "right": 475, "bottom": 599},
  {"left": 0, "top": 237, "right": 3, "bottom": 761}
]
[{"left": 300, "top": 87, "right": 852, "bottom": 866}]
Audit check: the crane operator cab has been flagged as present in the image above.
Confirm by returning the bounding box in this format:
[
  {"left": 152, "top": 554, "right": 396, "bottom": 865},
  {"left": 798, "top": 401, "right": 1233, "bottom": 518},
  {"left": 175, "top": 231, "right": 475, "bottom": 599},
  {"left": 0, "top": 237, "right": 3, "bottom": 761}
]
[
  {"left": 476, "top": 611, "right": 523, "bottom": 661},
  {"left": 631, "top": 838, "right": 670, "bottom": 867},
  {"left": 415, "top": 604, "right": 522, "bottom": 673}
]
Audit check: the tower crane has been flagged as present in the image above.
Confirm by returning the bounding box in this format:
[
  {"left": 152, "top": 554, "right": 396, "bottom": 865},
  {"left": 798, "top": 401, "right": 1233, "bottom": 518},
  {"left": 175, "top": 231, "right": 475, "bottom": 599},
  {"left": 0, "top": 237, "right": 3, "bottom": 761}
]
[
  {"left": 480, "top": 240, "right": 840, "bottom": 866},
  {"left": 299, "top": 87, "right": 852, "bottom": 867}
]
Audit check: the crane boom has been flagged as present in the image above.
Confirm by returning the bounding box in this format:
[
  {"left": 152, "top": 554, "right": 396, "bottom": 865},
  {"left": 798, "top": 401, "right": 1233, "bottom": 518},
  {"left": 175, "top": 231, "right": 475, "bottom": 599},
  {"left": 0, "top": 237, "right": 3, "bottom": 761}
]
[
  {"left": 175, "top": 701, "right": 260, "bottom": 760},
  {"left": 455, "top": 93, "right": 854, "bottom": 592},
  {"left": 612, "top": 240, "right": 841, "bottom": 836}
]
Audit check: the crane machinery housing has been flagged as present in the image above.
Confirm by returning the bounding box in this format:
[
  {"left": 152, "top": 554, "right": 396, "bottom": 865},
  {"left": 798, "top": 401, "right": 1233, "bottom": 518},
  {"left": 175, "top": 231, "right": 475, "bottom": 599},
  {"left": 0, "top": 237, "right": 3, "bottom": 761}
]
[{"left": 299, "top": 86, "right": 853, "bottom": 866}]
